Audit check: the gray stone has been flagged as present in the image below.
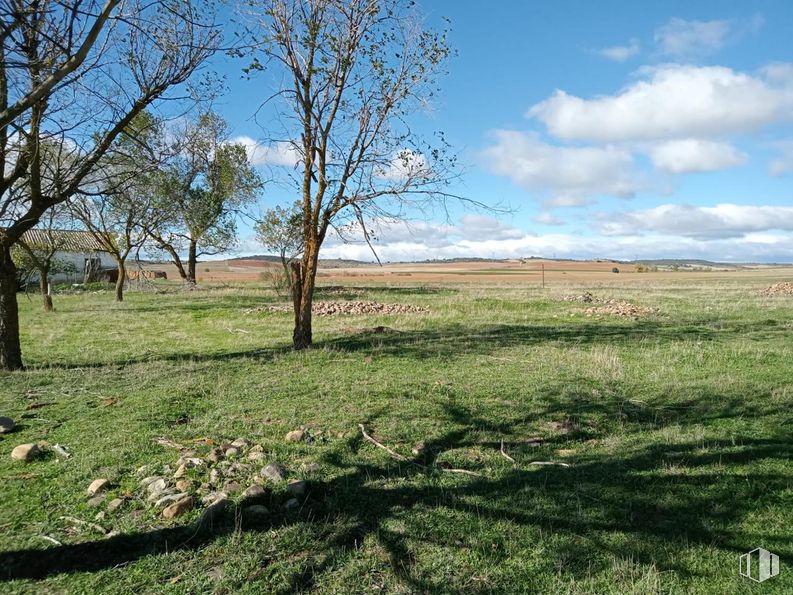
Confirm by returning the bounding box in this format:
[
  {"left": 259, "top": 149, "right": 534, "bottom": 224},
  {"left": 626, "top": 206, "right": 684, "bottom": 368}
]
[
  {"left": 11, "top": 443, "right": 40, "bottom": 462},
  {"left": 175, "top": 479, "right": 193, "bottom": 492},
  {"left": 139, "top": 476, "right": 163, "bottom": 489},
  {"left": 154, "top": 492, "right": 188, "bottom": 509},
  {"left": 107, "top": 498, "right": 125, "bottom": 512},
  {"left": 206, "top": 448, "right": 224, "bottom": 463},
  {"left": 242, "top": 485, "right": 267, "bottom": 500},
  {"left": 199, "top": 494, "right": 228, "bottom": 525},
  {"left": 285, "top": 430, "right": 304, "bottom": 442},
  {"left": 87, "top": 478, "right": 111, "bottom": 497},
  {"left": 249, "top": 444, "right": 264, "bottom": 453},
  {"left": 260, "top": 463, "right": 285, "bottom": 482},
  {"left": 231, "top": 438, "right": 249, "bottom": 449},
  {"left": 146, "top": 478, "right": 168, "bottom": 496},
  {"left": 303, "top": 463, "right": 321, "bottom": 473},
  {"left": 284, "top": 498, "right": 300, "bottom": 510},
  {"left": 147, "top": 487, "right": 175, "bottom": 502},
  {"left": 221, "top": 480, "right": 241, "bottom": 495},
  {"left": 87, "top": 494, "right": 106, "bottom": 508},
  {"left": 209, "top": 469, "right": 221, "bottom": 485},
  {"left": 242, "top": 504, "right": 269, "bottom": 518},
  {"left": 201, "top": 491, "right": 227, "bottom": 505},
  {"left": 224, "top": 447, "right": 239, "bottom": 458},
  {"left": 247, "top": 451, "right": 266, "bottom": 462},
  {"left": 0, "top": 416, "right": 15, "bottom": 433},
  {"left": 287, "top": 480, "right": 306, "bottom": 496}
]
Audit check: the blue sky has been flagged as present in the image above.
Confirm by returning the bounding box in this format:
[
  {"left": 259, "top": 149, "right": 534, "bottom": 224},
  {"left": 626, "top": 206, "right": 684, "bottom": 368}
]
[{"left": 211, "top": 0, "right": 793, "bottom": 262}]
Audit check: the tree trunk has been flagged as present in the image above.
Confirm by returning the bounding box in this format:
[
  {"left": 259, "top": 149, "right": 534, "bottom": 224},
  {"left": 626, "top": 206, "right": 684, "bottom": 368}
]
[
  {"left": 39, "top": 268, "right": 53, "bottom": 312},
  {"left": 292, "top": 241, "right": 319, "bottom": 349},
  {"left": 187, "top": 239, "right": 197, "bottom": 285},
  {"left": 115, "top": 259, "right": 126, "bottom": 302},
  {"left": 0, "top": 245, "right": 23, "bottom": 371}
]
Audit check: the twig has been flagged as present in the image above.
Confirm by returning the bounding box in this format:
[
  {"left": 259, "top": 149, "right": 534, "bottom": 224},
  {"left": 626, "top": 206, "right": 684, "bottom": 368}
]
[
  {"left": 59, "top": 516, "right": 106, "bottom": 534},
  {"left": 529, "top": 461, "right": 571, "bottom": 468},
  {"left": 358, "top": 424, "right": 407, "bottom": 461},
  {"left": 499, "top": 439, "right": 516, "bottom": 464},
  {"left": 36, "top": 534, "right": 62, "bottom": 546},
  {"left": 441, "top": 468, "right": 483, "bottom": 477}
]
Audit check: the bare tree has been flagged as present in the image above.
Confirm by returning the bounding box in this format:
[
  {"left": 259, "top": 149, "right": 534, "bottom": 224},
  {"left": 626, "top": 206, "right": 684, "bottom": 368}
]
[
  {"left": 146, "top": 111, "right": 262, "bottom": 285},
  {"left": 245, "top": 0, "right": 459, "bottom": 348},
  {"left": 13, "top": 204, "right": 77, "bottom": 312},
  {"left": 0, "top": 0, "right": 221, "bottom": 370}
]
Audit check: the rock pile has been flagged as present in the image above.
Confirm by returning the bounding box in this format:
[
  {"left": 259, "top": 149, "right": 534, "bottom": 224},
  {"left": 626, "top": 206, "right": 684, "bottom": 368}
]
[
  {"left": 246, "top": 301, "right": 429, "bottom": 316},
  {"left": 757, "top": 282, "right": 793, "bottom": 296},
  {"left": 561, "top": 291, "right": 596, "bottom": 303},
  {"left": 584, "top": 299, "right": 655, "bottom": 318}
]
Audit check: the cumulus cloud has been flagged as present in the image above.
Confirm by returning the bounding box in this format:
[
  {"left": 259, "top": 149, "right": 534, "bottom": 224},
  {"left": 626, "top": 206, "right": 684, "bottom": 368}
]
[
  {"left": 598, "top": 39, "right": 641, "bottom": 62},
  {"left": 654, "top": 18, "right": 731, "bottom": 57},
  {"left": 599, "top": 203, "right": 793, "bottom": 239},
  {"left": 480, "top": 130, "right": 645, "bottom": 203},
  {"left": 533, "top": 212, "right": 564, "bottom": 226},
  {"left": 527, "top": 64, "right": 793, "bottom": 142},
  {"left": 456, "top": 214, "right": 525, "bottom": 241},
  {"left": 647, "top": 139, "right": 748, "bottom": 173},
  {"left": 232, "top": 136, "right": 301, "bottom": 167},
  {"left": 769, "top": 140, "right": 793, "bottom": 176}
]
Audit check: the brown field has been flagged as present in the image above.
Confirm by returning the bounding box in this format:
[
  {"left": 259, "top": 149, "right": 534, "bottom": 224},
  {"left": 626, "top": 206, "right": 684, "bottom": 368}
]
[{"left": 151, "top": 257, "right": 793, "bottom": 286}]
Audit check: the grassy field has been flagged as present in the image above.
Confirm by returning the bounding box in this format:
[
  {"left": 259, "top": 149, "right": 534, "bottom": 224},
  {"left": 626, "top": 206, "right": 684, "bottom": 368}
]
[{"left": 1, "top": 278, "right": 792, "bottom": 594}]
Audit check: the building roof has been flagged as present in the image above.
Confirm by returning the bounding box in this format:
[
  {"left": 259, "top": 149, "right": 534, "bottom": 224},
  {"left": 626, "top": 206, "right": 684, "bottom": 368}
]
[{"left": 18, "top": 229, "right": 107, "bottom": 252}]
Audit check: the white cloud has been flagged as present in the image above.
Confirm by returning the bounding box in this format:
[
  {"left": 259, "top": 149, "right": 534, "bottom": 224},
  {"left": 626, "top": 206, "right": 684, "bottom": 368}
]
[
  {"left": 769, "top": 140, "right": 793, "bottom": 175},
  {"left": 599, "top": 203, "right": 793, "bottom": 239},
  {"left": 527, "top": 64, "right": 793, "bottom": 142},
  {"left": 598, "top": 39, "right": 640, "bottom": 62},
  {"left": 480, "top": 130, "right": 645, "bottom": 203},
  {"left": 654, "top": 18, "right": 731, "bottom": 57},
  {"left": 377, "top": 150, "right": 430, "bottom": 180},
  {"left": 232, "top": 136, "right": 301, "bottom": 167},
  {"left": 457, "top": 214, "right": 525, "bottom": 241},
  {"left": 533, "top": 212, "right": 564, "bottom": 226},
  {"left": 647, "top": 139, "right": 748, "bottom": 173}
]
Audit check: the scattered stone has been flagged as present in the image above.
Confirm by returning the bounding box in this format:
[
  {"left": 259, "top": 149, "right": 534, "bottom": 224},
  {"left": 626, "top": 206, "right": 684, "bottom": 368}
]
[
  {"left": 260, "top": 463, "right": 286, "bottom": 482},
  {"left": 147, "top": 488, "right": 175, "bottom": 503},
  {"left": 199, "top": 495, "right": 228, "bottom": 525},
  {"left": 222, "top": 480, "right": 241, "bottom": 495},
  {"left": 302, "top": 463, "right": 320, "bottom": 473},
  {"left": 162, "top": 496, "right": 193, "bottom": 519},
  {"left": 561, "top": 291, "right": 596, "bottom": 303},
  {"left": 242, "top": 504, "right": 269, "bottom": 519},
  {"left": 87, "top": 495, "right": 106, "bottom": 508},
  {"left": 11, "top": 443, "right": 40, "bottom": 462},
  {"left": 0, "top": 417, "right": 15, "bottom": 433},
  {"left": 154, "top": 493, "right": 188, "bottom": 509},
  {"left": 87, "top": 478, "right": 111, "bottom": 497},
  {"left": 139, "top": 476, "right": 163, "bottom": 489},
  {"left": 284, "top": 498, "right": 299, "bottom": 510},
  {"left": 286, "top": 430, "right": 305, "bottom": 442},
  {"left": 224, "top": 447, "right": 239, "bottom": 458},
  {"left": 107, "top": 498, "right": 125, "bottom": 512},
  {"left": 175, "top": 479, "right": 193, "bottom": 492},
  {"left": 242, "top": 485, "right": 267, "bottom": 500},
  {"left": 231, "top": 438, "right": 250, "bottom": 448},
  {"left": 411, "top": 442, "right": 427, "bottom": 456},
  {"left": 94, "top": 511, "right": 106, "bottom": 522},
  {"left": 206, "top": 448, "right": 224, "bottom": 463},
  {"left": 758, "top": 282, "right": 793, "bottom": 296},
  {"left": 287, "top": 480, "right": 306, "bottom": 496},
  {"left": 173, "top": 464, "right": 188, "bottom": 479},
  {"left": 209, "top": 469, "right": 221, "bottom": 485},
  {"left": 249, "top": 444, "right": 264, "bottom": 453},
  {"left": 584, "top": 300, "right": 655, "bottom": 318},
  {"left": 246, "top": 300, "right": 429, "bottom": 317},
  {"left": 146, "top": 478, "right": 168, "bottom": 496},
  {"left": 247, "top": 451, "right": 266, "bottom": 462}
]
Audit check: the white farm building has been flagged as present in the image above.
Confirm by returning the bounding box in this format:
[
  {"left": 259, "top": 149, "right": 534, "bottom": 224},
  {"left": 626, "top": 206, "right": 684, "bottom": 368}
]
[{"left": 18, "top": 229, "right": 116, "bottom": 284}]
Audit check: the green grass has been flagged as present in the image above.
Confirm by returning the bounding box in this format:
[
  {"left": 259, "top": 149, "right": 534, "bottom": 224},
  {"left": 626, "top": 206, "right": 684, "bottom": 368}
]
[{"left": 1, "top": 279, "right": 792, "bottom": 593}]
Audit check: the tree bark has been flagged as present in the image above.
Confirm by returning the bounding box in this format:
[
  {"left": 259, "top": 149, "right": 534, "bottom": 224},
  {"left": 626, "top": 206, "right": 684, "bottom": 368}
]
[
  {"left": 39, "top": 268, "right": 53, "bottom": 312},
  {"left": 292, "top": 240, "right": 319, "bottom": 349},
  {"left": 0, "top": 245, "right": 23, "bottom": 370},
  {"left": 187, "top": 239, "right": 197, "bottom": 285},
  {"left": 115, "top": 259, "right": 126, "bottom": 302}
]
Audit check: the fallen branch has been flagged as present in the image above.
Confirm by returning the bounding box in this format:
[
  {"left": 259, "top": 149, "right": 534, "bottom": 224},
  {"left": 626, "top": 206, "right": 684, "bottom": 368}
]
[
  {"left": 529, "top": 461, "right": 571, "bottom": 468},
  {"left": 358, "top": 424, "right": 407, "bottom": 461},
  {"left": 36, "top": 534, "right": 62, "bottom": 546},
  {"left": 59, "top": 516, "right": 106, "bottom": 534},
  {"left": 441, "top": 468, "right": 483, "bottom": 477},
  {"left": 499, "top": 439, "right": 516, "bottom": 464}
]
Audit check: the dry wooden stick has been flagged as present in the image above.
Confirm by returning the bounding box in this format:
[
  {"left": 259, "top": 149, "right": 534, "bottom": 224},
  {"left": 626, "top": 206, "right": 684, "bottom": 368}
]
[
  {"left": 529, "top": 461, "right": 571, "bottom": 468},
  {"left": 441, "top": 468, "right": 483, "bottom": 477},
  {"left": 358, "top": 424, "right": 408, "bottom": 461},
  {"left": 499, "top": 439, "right": 516, "bottom": 464},
  {"left": 154, "top": 437, "right": 186, "bottom": 450},
  {"left": 36, "top": 534, "right": 63, "bottom": 546}
]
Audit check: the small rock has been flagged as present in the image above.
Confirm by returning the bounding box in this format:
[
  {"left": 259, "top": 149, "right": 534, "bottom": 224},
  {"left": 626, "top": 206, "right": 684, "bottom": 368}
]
[
  {"left": 162, "top": 496, "right": 194, "bottom": 519},
  {"left": 284, "top": 498, "right": 299, "bottom": 510},
  {"left": 287, "top": 480, "right": 306, "bottom": 496},
  {"left": 94, "top": 511, "right": 106, "bottom": 522},
  {"left": 411, "top": 442, "right": 427, "bottom": 456},
  {"left": 222, "top": 480, "right": 241, "bottom": 494},
  {"left": 175, "top": 479, "right": 193, "bottom": 492},
  {"left": 303, "top": 463, "right": 320, "bottom": 473},
  {"left": 336, "top": 432, "right": 345, "bottom": 439},
  {"left": 139, "top": 476, "right": 163, "bottom": 489},
  {"left": 199, "top": 494, "right": 228, "bottom": 525},
  {"left": 107, "top": 498, "right": 125, "bottom": 512},
  {"left": 249, "top": 444, "right": 264, "bottom": 454},
  {"left": 11, "top": 443, "right": 40, "bottom": 462},
  {"left": 201, "top": 491, "right": 227, "bottom": 505},
  {"left": 285, "top": 430, "right": 304, "bottom": 442},
  {"left": 146, "top": 478, "right": 168, "bottom": 496},
  {"left": 87, "top": 494, "right": 106, "bottom": 508},
  {"left": 260, "top": 463, "right": 285, "bottom": 482},
  {"left": 231, "top": 438, "right": 249, "bottom": 448},
  {"left": 242, "top": 504, "right": 269, "bottom": 519},
  {"left": 224, "top": 447, "right": 239, "bottom": 458},
  {"left": 148, "top": 488, "right": 176, "bottom": 503},
  {"left": 0, "top": 416, "right": 15, "bottom": 433},
  {"left": 247, "top": 451, "right": 266, "bottom": 462},
  {"left": 209, "top": 469, "right": 221, "bottom": 485},
  {"left": 173, "top": 464, "right": 187, "bottom": 479},
  {"left": 87, "top": 478, "right": 111, "bottom": 496},
  {"left": 206, "top": 448, "right": 224, "bottom": 463},
  {"left": 242, "top": 485, "right": 267, "bottom": 500},
  {"left": 154, "top": 492, "right": 188, "bottom": 509}
]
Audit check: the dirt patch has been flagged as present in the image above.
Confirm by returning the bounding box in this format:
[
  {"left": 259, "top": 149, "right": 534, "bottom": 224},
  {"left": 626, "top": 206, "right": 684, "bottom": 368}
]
[
  {"left": 584, "top": 299, "right": 655, "bottom": 318},
  {"left": 245, "top": 301, "right": 429, "bottom": 316},
  {"left": 757, "top": 282, "right": 793, "bottom": 296}
]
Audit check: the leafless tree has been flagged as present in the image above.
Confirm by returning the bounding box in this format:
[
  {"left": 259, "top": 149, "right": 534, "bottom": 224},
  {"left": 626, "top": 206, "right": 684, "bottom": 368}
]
[
  {"left": 0, "top": 0, "right": 221, "bottom": 370},
  {"left": 244, "top": 0, "right": 462, "bottom": 348}
]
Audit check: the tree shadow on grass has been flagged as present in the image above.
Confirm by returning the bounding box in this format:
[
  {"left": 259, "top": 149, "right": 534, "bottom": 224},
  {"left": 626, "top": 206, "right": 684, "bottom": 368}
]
[{"left": 1, "top": 401, "right": 790, "bottom": 592}]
